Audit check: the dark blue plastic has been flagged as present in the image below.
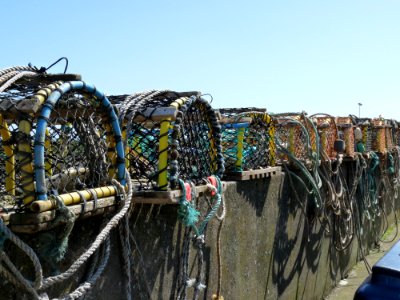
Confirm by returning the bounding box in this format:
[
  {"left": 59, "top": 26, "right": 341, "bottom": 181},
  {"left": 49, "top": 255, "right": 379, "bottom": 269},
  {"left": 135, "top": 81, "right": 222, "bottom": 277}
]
[{"left": 354, "top": 240, "right": 400, "bottom": 299}]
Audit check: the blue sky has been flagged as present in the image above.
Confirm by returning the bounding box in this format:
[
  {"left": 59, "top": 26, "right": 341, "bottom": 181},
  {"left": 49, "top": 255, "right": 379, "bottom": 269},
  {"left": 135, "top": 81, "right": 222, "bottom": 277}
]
[{"left": 2, "top": 1, "right": 400, "bottom": 118}]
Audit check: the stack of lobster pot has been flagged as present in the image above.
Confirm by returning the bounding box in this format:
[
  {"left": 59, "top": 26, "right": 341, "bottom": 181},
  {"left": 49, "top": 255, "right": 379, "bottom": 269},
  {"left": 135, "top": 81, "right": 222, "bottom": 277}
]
[
  {"left": 112, "top": 91, "right": 224, "bottom": 191},
  {"left": 219, "top": 108, "right": 275, "bottom": 173}
]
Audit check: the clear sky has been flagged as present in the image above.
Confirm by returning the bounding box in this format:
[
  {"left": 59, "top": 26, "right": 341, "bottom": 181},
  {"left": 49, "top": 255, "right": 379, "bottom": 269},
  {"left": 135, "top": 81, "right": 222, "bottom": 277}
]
[{"left": 2, "top": 1, "right": 400, "bottom": 118}]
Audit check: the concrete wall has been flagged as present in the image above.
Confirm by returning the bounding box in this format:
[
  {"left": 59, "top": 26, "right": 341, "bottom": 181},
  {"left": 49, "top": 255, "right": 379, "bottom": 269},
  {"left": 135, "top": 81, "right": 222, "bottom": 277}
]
[{"left": 2, "top": 162, "right": 397, "bottom": 300}]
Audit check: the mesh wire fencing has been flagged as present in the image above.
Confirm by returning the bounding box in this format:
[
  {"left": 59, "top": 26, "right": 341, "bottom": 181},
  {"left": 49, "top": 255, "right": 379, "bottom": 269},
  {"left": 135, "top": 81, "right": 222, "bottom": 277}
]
[
  {"left": 274, "top": 114, "right": 314, "bottom": 165},
  {"left": 42, "top": 90, "right": 114, "bottom": 197},
  {"left": 336, "top": 117, "right": 355, "bottom": 158},
  {"left": 0, "top": 75, "right": 122, "bottom": 209},
  {"left": 311, "top": 115, "right": 338, "bottom": 161},
  {"left": 371, "top": 118, "right": 387, "bottom": 154},
  {"left": 0, "top": 80, "right": 49, "bottom": 207},
  {"left": 111, "top": 91, "right": 224, "bottom": 191},
  {"left": 220, "top": 108, "right": 275, "bottom": 172}
]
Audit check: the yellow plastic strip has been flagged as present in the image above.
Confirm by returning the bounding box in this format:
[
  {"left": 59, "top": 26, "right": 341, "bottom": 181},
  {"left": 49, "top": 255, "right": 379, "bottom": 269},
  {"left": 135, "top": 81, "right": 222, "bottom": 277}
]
[
  {"left": 105, "top": 124, "right": 116, "bottom": 178},
  {"left": 157, "top": 118, "right": 170, "bottom": 190},
  {"left": 19, "top": 82, "right": 61, "bottom": 204},
  {"left": 289, "top": 127, "right": 295, "bottom": 155},
  {"left": 267, "top": 115, "right": 276, "bottom": 166},
  {"left": 0, "top": 115, "right": 15, "bottom": 195},
  {"left": 30, "top": 185, "right": 117, "bottom": 212},
  {"left": 18, "top": 119, "right": 35, "bottom": 204},
  {"left": 236, "top": 127, "right": 245, "bottom": 170}
]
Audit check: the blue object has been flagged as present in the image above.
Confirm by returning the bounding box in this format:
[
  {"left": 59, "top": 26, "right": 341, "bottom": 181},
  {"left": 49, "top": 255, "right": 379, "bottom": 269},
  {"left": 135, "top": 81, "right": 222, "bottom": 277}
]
[
  {"left": 354, "top": 240, "right": 400, "bottom": 299},
  {"left": 34, "top": 81, "right": 126, "bottom": 200}
]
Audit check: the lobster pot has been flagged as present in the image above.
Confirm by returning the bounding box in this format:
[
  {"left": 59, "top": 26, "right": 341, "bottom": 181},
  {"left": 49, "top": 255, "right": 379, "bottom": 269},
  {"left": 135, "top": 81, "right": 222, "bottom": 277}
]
[
  {"left": 275, "top": 117, "right": 312, "bottom": 164},
  {"left": 314, "top": 116, "right": 338, "bottom": 160},
  {"left": 362, "top": 125, "right": 373, "bottom": 152},
  {"left": 396, "top": 122, "right": 400, "bottom": 146},
  {"left": 336, "top": 117, "right": 355, "bottom": 157},
  {"left": 220, "top": 109, "right": 275, "bottom": 172},
  {"left": 384, "top": 120, "right": 396, "bottom": 151},
  {"left": 115, "top": 91, "right": 224, "bottom": 191},
  {"left": 371, "top": 119, "right": 387, "bottom": 154},
  {"left": 31, "top": 81, "right": 125, "bottom": 205}
]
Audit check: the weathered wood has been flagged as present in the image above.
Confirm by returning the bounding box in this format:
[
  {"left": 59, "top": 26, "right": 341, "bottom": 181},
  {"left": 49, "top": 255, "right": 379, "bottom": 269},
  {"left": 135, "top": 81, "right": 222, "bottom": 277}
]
[
  {"left": 132, "top": 183, "right": 226, "bottom": 204},
  {"left": 224, "top": 166, "right": 282, "bottom": 181},
  {"left": 17, "top": 73, "right": 82, "bottom": 85},
  {"left": 133, "top": 107, "right": 177, "bottom": 122},
  {"left": 219, "top": 116, "right": 253, "bottom": 124}
]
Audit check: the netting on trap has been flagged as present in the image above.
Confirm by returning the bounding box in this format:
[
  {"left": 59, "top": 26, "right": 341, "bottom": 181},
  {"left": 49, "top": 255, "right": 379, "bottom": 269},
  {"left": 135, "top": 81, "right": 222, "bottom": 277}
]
[
  {"left": 370, "top": 118, "right": 387, "bottom": 154},
  {"left": 274, "top": 114, "right": 314, "bottom": 164},
  {"left": 33, "top": 81, "right": 126, "bottom": 203},
  {"left": 384, "top": 120, "right": 395, "bottom": 151},
  {"left": 357, "top": 118, "right": 373, "bottom": 152},
  {"left": 336, "top": 117, "right": 355, "bottom": 158},
  {"left": 396, "top": 122, "right": 400, "bottom": 147},
  {"left": 311, "top": 114, "right": 338, "bottom": 161},
  {"left": 0, "top": 77, "right": 60, "bottom": 207},
  {"left": 113, "top": 91, "right": 224, "bottom": 191},
  {"left": 220, "top": 108, "right": 275, "bottom": 172}
]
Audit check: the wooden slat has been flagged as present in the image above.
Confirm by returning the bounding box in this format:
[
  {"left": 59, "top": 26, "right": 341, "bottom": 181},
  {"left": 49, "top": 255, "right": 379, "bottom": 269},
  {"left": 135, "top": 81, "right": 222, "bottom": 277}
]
[{"left": 224, "top": 166, "right": 282, "bottom": 181}]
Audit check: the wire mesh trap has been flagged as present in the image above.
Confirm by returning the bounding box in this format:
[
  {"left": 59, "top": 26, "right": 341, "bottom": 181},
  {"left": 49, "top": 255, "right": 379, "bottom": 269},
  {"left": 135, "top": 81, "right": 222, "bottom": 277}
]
[
  {"left": 0, "top": 74, "right": 125, "bottom": 213},
  {"left": 336, "top": 117, "right": 355, "bottom": 158},
  {"left": 371, "top": 118, "right": 387, "bottom": 154},
  {"left": 0, "top": 71, "right": 81, "bottom": 209},
  {"left": 219, "top": 108, "right": 275, "bottom": 173},
  {"left": 274, "top": 113, "right": 316, "bottom": 166},
  {"left": 357, "top": 118, "right": 373, "bottom": 152},
  {"left": 111, "top": 91, "right": 224, "bottom": 191},
  {"left": 311, "top": 114, "right": 338, "bottom": 161}
]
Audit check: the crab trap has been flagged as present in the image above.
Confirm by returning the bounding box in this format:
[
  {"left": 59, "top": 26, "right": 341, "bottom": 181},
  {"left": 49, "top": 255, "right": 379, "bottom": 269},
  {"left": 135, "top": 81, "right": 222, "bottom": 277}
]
[
  {"left": 357, "top": 118, "right": 373, "bottom": 152},
  {"left": 336, "top": 117, "right": 355, "bottom": 158},
  {"left": 370, "top": 118, "right": 387, "bottom": 154},
  {"left": 0, "top": 74, "right": 126, "bottom": 229},
  {"left": 384, "top": 119, "right": 396, "bottom": 151},
  {"left": 111, "top": 91, "right": 224, "bottom": 195},
  {"left": 219, "top": 108, "right": 279, "bottom": 180},
  {"left": 311, "top": 114, "right": 338, "bottom": 161},
  {"left": 274, "top": 113, "right": 317, "bottom": 167}
]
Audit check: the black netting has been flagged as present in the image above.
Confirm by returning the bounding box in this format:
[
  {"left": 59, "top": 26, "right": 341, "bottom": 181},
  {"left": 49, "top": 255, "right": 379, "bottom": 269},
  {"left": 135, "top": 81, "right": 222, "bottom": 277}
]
[
  {"left": 274, "top": 116, "right": 311, "bottom": 163},
  {"left": 220, "top": 109, "right": 275, "bottom": 172},
  {"left": 0, "top": 83, "right": 43, "bottom": 208},
  {"left": 112, "top": 91, "right": 223, "bottom": 190},
  {"left": 44, "top": 91, "right": 113, "bottom": 194}
]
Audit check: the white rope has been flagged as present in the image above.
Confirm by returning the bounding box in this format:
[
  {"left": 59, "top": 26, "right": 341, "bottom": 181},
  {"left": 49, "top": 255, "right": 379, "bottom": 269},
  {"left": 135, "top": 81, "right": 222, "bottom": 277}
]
[
  {"left": 0, "top": 219, "right": 43, "bottom": 288},
  {"left": 40, "top": 172, "right": 133, "bottom": 290},
  {"left": 60, "top": 237, "right": 111, "bottom": 300},
  {"left": 0, "top": 71, "right": 39, "bottom": 93},
  {"left": 0, "top": 66, "right": 36, "bottom": 77}
]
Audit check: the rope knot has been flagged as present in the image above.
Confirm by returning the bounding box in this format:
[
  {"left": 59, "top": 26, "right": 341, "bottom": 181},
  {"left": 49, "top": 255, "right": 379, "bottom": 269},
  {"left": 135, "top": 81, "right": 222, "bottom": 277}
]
[{"left": 193, "top": 234, "right": 205, "bottom": 249}]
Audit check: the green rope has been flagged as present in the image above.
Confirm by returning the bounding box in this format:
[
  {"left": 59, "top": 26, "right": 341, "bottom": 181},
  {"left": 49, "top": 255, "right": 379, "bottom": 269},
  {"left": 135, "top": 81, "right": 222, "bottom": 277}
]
[
  {"left": 178, "top": 179, "right": 200, "bottom": 230},
  {"left": 197, "top": 177, "right": 222, "bottom": 236},
  {"left": 177, "top": 177, "right": 222, "bottom": 236}
]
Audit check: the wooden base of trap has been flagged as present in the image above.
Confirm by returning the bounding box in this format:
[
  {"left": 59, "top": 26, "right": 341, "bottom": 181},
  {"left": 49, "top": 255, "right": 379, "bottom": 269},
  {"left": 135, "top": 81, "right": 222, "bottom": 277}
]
[
  {"left": 223, "top": 166, "right": 282, "bottom": 181},
  {"left": 0, "top": 182, "right": 227, "bottom": 233},
  {"left": 132, "top": 182, "right": 227, "bottom": 204}
]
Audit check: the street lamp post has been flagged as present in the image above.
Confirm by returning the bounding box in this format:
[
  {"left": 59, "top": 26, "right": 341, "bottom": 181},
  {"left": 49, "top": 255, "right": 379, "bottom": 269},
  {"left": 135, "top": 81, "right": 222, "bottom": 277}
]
[{"left": 358, "top": 102, "right": 362, "bottom": 118}]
